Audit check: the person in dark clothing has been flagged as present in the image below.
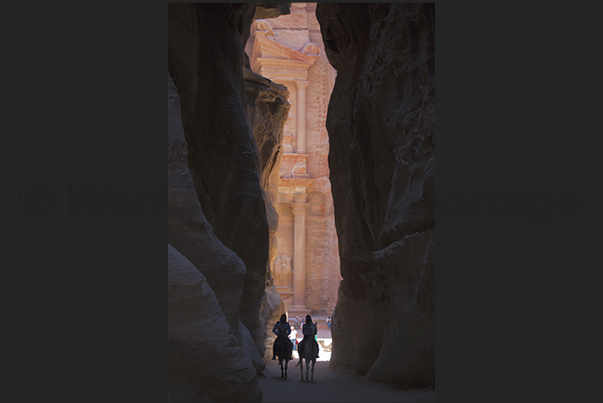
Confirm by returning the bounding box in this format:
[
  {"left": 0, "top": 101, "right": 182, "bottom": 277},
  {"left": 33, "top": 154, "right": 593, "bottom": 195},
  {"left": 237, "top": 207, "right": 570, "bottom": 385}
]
[
  {"left": 272, "top": 313, "right": 292, "bottom": 360},
  {"left": 297, "top": 314, "right": 319, "bottom": 358}
]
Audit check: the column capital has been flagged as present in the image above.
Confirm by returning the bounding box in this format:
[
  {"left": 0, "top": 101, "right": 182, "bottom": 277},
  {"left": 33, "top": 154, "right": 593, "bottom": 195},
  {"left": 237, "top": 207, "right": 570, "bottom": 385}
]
[
  {"left": 295, "top": 80, "right": 310, "bottom": 89},
  {"left": 290, "top": 202, "right": 308, "bottom": 216}
]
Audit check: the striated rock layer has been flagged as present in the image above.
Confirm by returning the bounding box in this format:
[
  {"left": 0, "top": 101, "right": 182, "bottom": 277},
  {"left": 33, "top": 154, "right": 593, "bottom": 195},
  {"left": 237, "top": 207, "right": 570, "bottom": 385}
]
[{"left": 316, "top": 3, "right": 435, "bottom": 388}]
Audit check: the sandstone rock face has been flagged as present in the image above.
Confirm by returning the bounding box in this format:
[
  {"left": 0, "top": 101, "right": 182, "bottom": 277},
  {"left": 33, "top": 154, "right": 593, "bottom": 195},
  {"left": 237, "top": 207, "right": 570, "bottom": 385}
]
[
  {"left": 316, "top": 3, "right": 436, "bottom": 388},
  {"left": 168, "top": 244, "right": 261, "bottom": 403},
  {"left": 168, "top": 3, "right": 291, "bottom": 400},
  {"left": 168, "top": 2, "right": 284, "bottom": 360},
  {"left": 168, "top": 71, "right": 262, "bottom": 401},
  {"left": 168, "top": 70, "right": 247, "bottom": 334}
]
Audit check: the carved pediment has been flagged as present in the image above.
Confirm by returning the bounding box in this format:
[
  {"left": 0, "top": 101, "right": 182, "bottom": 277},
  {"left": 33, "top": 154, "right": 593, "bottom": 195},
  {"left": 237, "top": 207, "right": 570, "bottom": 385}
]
[
  {"left": 253, "top": 36, "right": 319, "bottom": 63},
  {"left": 250, "top": 20, "right": 320, "bottom": 77}
]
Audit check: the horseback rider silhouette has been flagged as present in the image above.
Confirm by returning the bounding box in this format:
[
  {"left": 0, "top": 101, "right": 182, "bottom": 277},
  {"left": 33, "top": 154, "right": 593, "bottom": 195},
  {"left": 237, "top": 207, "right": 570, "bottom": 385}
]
[
  {"left": 272, "top": 313, "right": 293, "bottom": 360},
  {"left": 297, "top": 314, "right": 319, "bottom": 359}
]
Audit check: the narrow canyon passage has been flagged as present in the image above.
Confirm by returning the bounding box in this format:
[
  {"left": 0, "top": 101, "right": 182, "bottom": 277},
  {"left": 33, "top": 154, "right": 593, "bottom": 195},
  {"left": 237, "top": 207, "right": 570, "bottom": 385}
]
[
  {"left": 258, "top": 360, "right": 435, "bottom": 403},
  {"left": 168, "top": 4, "right": 435, "bottom": 401}
]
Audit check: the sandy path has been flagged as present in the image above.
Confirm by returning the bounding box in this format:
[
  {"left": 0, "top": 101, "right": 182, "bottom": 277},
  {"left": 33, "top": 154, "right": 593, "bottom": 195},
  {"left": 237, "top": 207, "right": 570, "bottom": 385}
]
[{"left": 258, "top": 359, "right": 435, "bottom": 402}]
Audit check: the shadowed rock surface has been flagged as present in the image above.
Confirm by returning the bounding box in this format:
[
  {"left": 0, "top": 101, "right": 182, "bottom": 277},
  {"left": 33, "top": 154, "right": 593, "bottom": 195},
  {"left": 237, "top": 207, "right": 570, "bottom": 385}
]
[
  {"left": 168, "top": 3, "right": 290, "bottom": 401},
  {"left": 168, "top": 70, "right": 263, "bottom": 401},
  {"left": 254, "top": 3, "right": 291, "bottom": 20},
  {"left": 168, "top": 69, "right": 247, "bottom": 335},
  {"left": 168, "top": 244, "right": 261, "bottom": 403},
  {"left": 316, "top": 3, "right": 435, "bottom": 388},
  {"left": 168, "top": 3, "right": 268, "bottom": 351}
]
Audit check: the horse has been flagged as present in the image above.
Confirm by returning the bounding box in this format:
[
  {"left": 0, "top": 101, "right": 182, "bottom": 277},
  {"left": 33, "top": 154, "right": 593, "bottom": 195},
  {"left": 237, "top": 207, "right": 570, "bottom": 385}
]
[
  {"left": 273, "top": 335, "right": 293, "bottom": 379},
  {"left": 296, "top": 325, "right": 319, "bottom": 382}
]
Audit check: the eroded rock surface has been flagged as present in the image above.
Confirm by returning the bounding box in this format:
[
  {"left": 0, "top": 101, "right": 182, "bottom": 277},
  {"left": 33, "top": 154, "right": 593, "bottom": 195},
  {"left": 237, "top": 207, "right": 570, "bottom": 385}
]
[
  {"left": 244, "top": 66, "right": 290, "bottom": 357},
  {"left": 316, "top": 3, "right": 435, "bottom": 388},
  {"left": 168, "top": 244, "right": 261, "bottom": 403},
  {"left": 168, "top": 3, "right": 290, "bottom": 401},
  {"left": 168, "top": 1, "right": 290, "bottom": 359},
  {"left": 168, "top": 70, "right": 263, "bottom": 401},
  {"left": 168, "top": 70, "right": 247, "bottom": 334},
  {"left": 168, "top": 3, "right": 269, "bottom": 351}
]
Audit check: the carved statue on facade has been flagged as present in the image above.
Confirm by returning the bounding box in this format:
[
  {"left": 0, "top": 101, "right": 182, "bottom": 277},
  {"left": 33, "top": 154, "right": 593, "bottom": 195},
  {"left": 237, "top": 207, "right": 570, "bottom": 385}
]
[
  {"left": 274, "top": 255, "right": 281, "bottom": 273},
  {"left": 281, "top": 255, "right": 292, "bottom": 272},
  {"left": 273, "top": 254, "right": 293, "bottom": 281}
]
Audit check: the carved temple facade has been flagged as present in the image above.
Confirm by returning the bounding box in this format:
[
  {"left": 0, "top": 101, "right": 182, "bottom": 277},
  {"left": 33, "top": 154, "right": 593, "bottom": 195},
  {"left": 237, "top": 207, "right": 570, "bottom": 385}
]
[{"left": 246, "top": 3, "right": 341, "bottom": 317}]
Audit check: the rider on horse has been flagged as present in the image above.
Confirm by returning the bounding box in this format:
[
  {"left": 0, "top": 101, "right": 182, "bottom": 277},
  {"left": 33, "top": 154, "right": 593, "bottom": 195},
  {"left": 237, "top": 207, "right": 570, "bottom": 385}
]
[
  {"left": 298, "top": 314, "right": 319, "bottom": 359},
  {"left": 272, "top": 313, "right": 293, "bottom": 360}
]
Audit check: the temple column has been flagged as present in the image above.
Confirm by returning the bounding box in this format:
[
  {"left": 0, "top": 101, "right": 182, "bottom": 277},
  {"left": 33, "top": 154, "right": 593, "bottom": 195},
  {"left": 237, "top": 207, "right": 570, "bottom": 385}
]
[
  {"left": 291, "top": 202, "right": 308, "bottom": 310},
  {"left": 295, "top": 80, "right": 309, "bottom": 153}
]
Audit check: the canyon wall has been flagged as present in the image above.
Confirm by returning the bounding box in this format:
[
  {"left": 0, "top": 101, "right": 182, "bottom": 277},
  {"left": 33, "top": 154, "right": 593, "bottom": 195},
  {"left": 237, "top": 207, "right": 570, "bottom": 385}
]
[
  {"left": 167, "top": 2, "right": 435, "bottom": 398},
  {"left": 168, "top": 3, "right": 290, "bottom": 401},
  {"left": 316, "top": 3, "right": 436, "bottom": 388}
]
